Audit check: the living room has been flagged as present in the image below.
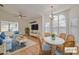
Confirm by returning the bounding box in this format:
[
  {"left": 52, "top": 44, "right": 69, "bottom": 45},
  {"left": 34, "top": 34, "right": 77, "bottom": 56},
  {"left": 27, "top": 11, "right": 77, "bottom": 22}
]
[{"left": 0, "top": 4, "right": 79, "bottom": 55}]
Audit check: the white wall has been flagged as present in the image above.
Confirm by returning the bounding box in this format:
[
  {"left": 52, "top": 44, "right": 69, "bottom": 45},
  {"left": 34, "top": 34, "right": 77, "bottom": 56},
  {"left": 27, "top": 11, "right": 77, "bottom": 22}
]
[{"left": 26, "top": 16, "right": 43, "bottom": 37}]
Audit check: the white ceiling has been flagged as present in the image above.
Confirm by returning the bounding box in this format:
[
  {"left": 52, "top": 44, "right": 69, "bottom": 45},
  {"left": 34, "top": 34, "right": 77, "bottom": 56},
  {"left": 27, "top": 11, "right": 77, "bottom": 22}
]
[
  {"left": 0, "top": 4, "right": 77, "bottom": 19},
  {"left": 3, "top": 4, "right": 50, "bottom": 19}
]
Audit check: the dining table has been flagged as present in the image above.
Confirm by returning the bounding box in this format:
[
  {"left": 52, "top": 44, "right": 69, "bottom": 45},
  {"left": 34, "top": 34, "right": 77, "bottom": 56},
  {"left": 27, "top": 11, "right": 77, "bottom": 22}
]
[{"left": 44, "top": 36, "right": 65, "bottom": 54}]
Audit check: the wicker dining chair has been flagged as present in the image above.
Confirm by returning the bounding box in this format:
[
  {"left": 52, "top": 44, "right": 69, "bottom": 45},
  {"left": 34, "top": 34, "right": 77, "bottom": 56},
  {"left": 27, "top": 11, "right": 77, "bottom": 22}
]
[
  {"left": 57, "top": 34, "right": 75, "bottom": 55},
  {"left": 59, "top": 33, "right": 66, "bottom": 40},
  {"left": 57, "top": 33, "right": 66, "bottom": 51}
]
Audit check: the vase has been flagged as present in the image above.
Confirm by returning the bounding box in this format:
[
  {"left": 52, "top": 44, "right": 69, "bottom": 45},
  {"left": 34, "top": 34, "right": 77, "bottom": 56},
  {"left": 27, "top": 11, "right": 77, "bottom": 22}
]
[{"left": 52, "top": 37, "right": 55, "bottom": 40}]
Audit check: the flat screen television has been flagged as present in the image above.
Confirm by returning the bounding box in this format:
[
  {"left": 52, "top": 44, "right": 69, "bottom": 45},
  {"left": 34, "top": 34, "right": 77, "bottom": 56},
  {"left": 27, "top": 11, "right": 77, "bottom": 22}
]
[{"left": 31, "top": 24, "right": 38, "bottom": 30}]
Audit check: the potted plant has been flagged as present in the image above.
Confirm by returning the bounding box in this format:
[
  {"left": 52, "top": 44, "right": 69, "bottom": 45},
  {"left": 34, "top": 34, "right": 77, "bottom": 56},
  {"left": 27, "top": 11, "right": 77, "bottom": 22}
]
[
  {"left": 51, "top": 33, "right": 56, "bottom": 40},
  {"left": 25, "top": 27, "right": 30, "bottom": 36}
]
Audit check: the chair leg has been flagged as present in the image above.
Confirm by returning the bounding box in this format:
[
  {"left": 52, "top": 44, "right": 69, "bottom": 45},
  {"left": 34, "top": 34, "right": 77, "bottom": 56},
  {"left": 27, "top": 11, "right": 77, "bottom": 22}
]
[{"left": 41, "top": 50, "right": 52, "bottom": 55}]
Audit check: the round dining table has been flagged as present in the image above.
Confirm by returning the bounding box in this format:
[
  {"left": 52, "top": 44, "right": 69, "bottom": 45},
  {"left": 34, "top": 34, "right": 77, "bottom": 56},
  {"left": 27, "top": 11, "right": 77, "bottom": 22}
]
[{"left": 44, "top": 36, "right": 65, "bottom": 54}]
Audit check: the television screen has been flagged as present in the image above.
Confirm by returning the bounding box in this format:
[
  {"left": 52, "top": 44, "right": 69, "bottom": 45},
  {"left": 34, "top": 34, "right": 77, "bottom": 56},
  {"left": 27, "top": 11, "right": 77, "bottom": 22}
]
[{"left": 31, "top": 24, "right": 38, "bottom": 30}]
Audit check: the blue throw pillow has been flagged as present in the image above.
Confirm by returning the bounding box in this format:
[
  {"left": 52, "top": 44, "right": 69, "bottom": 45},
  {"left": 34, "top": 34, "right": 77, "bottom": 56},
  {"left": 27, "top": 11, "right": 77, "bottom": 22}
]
[{"left": 0, "top": 32, "right": 6, "bottom": 39}]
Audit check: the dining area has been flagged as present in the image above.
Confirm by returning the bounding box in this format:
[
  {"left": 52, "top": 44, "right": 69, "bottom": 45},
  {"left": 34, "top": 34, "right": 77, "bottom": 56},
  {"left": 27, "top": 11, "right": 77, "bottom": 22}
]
[
  {"left": 41, "top": 32, "right": 76, "bottom": 55},
  {"left": 41, "top": 5, "right": 77, "bottom": 55}
]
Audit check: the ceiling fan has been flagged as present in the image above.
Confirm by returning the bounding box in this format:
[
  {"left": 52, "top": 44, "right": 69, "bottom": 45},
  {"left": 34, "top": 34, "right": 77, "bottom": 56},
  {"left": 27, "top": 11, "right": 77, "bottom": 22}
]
[
  {"left": 0, "top": 4, "right": 4, "bottom": 7},
  {"left": 14, "top": 12, "right": 27, "bottom": 19},
  {"left": 0, "top": 4, "right": 27, "bottom": 19}
]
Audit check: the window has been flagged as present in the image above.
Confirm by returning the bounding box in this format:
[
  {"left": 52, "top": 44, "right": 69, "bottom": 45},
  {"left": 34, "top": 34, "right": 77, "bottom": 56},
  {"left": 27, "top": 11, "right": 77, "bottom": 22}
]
[
  {"left": 9, "top": 22, "right": 18, "bottom": 32},
  {"left": 59, "top": 14, "right": 66, "bottom": 34},
  {"left": 1, "top": 21, "right": 9, "bottom": 32},
  {"left": 70, "top": 17, "right": 78, "bottom": 40},
  {"left": 52, "top": 14, "right": 66, "bottom": 35},
  {"left": 44, "top": 14, "right": 66, "bottom": 35},
  {"left": 52, "top": 15, "right": 59, "bottom": 34},
  {"left": 1, "top": 21, "right": 18, "bottom": 32},
  {"left": 44, "top": 22, "right": 50, "bottom": 32},
  {"left": 44, "top": 10, "right": 78, "bottom": 40}
]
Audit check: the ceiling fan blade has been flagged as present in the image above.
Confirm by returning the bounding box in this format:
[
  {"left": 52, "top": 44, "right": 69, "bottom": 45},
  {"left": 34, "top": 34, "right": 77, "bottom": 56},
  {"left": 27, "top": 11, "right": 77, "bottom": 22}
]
[
  {"left": 0, "top": 4, "right": 4, "bottom": 7},
  {"left": 13, "top": 16, "right": 19, "bottom": 17},
  {"left": 22, "top": 16, "right": 27, "bottom": 17}
]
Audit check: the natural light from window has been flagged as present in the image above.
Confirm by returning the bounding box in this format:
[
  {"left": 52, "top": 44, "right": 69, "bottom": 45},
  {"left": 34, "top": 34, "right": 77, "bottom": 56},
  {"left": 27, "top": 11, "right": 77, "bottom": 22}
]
[{"left": 1, "top": 21, "right": 18, "bottom": 32}]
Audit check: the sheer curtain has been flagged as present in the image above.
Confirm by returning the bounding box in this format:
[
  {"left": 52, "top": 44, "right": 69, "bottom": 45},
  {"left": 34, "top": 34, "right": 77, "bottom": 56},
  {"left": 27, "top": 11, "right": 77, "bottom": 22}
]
[{"left": 70, "top": 17, "right": 78, "bottom": 40}]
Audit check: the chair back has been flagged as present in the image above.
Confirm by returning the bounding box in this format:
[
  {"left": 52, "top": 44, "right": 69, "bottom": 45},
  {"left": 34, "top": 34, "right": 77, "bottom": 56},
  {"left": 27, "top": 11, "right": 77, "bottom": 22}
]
[
  {"left": 44, "top": 32, "right": 51, "bottom": 37},
  {"left": 59, "top": 33, "right": 66, "bottom": 40},
  {"left": 64, "top": 34, "right": 75, "bottom": 48},
  {"left": 30, "top": 35, "right": 42, "bottom": 54},
  {"left": 66, "top": 34, "right": 75, "bottom": 42}
]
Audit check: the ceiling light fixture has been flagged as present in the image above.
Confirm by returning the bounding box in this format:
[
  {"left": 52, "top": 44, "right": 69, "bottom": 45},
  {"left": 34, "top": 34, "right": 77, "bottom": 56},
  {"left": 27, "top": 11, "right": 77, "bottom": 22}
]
[
  {"left": 50, "top": 5, "right": 53, "bottom": 33},
  {"left": 49, "top": 6, "right": 53, "bottom": 20}
]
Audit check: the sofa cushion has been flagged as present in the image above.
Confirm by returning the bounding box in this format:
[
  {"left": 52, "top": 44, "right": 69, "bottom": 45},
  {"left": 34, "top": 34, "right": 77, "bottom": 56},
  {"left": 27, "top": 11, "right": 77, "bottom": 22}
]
[{"left": 0, "top": 38, "right": 3, "bottom": 45}]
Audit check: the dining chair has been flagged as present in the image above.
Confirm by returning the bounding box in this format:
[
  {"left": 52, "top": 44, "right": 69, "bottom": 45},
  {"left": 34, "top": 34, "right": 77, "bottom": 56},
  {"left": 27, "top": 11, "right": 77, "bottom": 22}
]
[
  {"left": 59, "top": 33, "right": 66, "bottom": 40},
  {"left": 31, "top": 35, "right": 52, "bottom": 55},
  {"left": 30, "top": 35, "right": 42, "bottom": 55},
  {"left": 57, "top": 34, "right": 75, "bottom": 55},
  {"left": 64, "top": 34, "right": 75, "bottom": 54},
  {"left": 41, "top": 38, "right": 52, "bottom": 55},
  {"left": 57, "top": 33, "right": 66, "bottom": 51},
  {"left": 39, "top": 32, "right": 52, "bottom": 55},
  {"left": 65, "top": 34, "right": 75, "bottom": 42},
  {"left": 44, "top": 32, "right": 52, "bottom": 37}
]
